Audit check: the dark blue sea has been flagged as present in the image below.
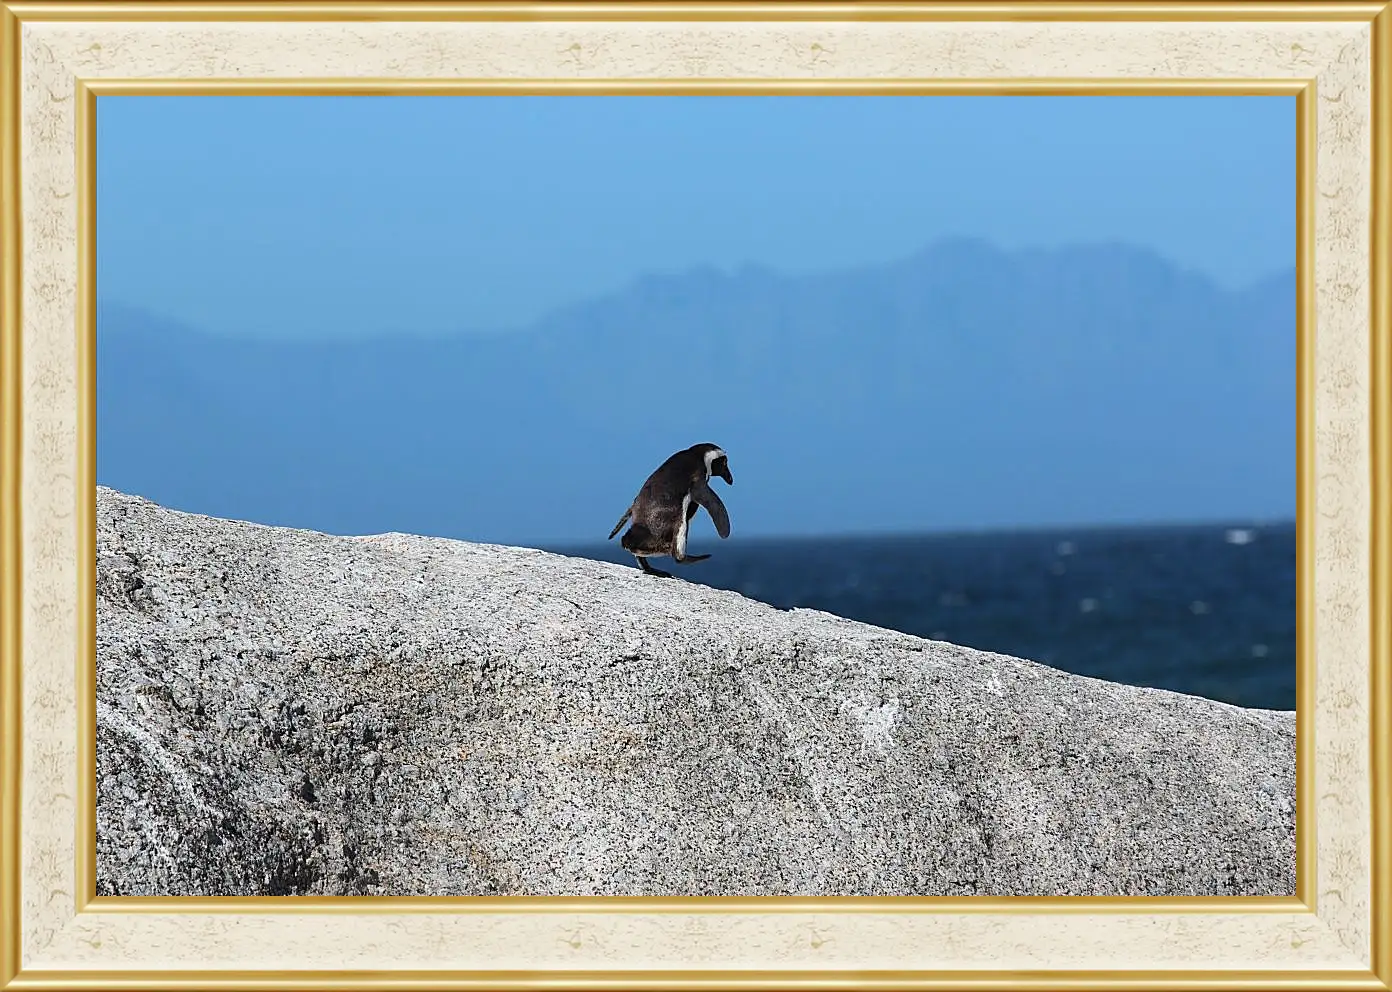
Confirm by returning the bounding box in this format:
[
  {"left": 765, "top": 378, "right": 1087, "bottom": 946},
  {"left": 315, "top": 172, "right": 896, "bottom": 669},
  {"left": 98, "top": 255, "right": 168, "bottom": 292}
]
[{"left": 548, "top": 522, "right": 1296, "bottom": 712}]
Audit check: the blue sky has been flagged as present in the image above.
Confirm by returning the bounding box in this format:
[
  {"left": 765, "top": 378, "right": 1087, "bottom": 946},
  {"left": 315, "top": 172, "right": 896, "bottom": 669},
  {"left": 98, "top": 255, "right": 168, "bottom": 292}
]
[
  {"left": 95, "top": 94, "right": 1294, "bottom": 539},
  {"left": 97, "top": 95, "right": 1294, "bottom": 340}
]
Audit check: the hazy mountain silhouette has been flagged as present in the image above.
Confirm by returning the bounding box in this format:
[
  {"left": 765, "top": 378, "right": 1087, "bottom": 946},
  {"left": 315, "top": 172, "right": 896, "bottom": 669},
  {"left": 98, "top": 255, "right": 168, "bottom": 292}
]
[{"left": 97, "top": 237, "right": 1294, "bottom": 545}]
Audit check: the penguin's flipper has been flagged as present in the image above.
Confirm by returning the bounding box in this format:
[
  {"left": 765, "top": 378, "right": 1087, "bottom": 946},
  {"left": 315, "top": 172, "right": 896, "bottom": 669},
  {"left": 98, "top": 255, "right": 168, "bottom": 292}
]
[
  {"left": 692, "top": 479, "right": 731, "bottom": 539},
  {"left": 607, "top": 506, "right": 633, "bottom": 540},
  {"left": 672, "top": 553, "right": 710, "bottom": 565}
]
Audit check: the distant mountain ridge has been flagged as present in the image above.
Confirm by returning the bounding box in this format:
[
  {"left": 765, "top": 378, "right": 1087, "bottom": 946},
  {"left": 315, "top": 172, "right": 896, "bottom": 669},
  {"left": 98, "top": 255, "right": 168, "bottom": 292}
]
[{"left": 97, "top": 238, "right": 1295, "bottom": 545}]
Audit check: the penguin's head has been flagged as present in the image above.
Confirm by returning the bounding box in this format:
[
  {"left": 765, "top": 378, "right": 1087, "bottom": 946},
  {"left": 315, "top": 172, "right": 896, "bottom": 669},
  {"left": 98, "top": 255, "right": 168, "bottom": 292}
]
[
  {"left": 696, "top": 443, "right": 733, "bottom": 485},
  {"left": 712, "top": 454, "right": 733, "bottom": 486}
]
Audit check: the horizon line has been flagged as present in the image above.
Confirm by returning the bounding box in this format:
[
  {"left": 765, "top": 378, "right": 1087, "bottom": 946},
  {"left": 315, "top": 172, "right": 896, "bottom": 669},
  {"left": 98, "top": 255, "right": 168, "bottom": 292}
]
[{"left": 537, "top": 515, "right": 1298, "bottom": 551}]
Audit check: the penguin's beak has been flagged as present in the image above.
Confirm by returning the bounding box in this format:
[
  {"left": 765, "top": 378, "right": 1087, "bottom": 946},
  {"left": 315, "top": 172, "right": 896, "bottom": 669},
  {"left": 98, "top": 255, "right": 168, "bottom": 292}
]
[{"left": 719, "top": 465, "right": 733, "bottom": 485}]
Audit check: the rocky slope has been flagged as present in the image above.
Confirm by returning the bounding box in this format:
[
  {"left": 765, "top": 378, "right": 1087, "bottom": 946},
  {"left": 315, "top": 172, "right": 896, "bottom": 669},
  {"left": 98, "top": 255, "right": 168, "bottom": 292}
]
[{"left": 95, "top": 486, "right": 1296, "bottom": 897}]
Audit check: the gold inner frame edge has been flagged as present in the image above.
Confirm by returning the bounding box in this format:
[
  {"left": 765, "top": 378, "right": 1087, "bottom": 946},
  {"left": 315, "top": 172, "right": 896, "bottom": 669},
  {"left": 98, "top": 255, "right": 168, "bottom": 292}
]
[{"left": 71, "top": 75, "right": 1317, "bottom": 916}]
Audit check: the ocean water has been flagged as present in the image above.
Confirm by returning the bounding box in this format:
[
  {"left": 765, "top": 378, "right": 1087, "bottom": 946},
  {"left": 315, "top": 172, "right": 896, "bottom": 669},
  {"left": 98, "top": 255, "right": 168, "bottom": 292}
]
[{"left": 549, "top": 522, "right": 1297, "bottom": 712}]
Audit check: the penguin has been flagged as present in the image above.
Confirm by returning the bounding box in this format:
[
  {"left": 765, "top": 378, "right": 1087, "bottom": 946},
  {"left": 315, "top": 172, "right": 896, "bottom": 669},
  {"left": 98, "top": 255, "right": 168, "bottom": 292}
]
[{"left": 608, "top": 443, "right": 733, "bottom": 578}]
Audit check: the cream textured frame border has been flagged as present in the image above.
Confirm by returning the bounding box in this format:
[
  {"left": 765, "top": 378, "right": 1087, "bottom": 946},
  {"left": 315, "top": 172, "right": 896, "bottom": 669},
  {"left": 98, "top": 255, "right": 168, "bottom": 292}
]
[{"left": 0, "top": 3, "right": 1387, "bottom": 989}]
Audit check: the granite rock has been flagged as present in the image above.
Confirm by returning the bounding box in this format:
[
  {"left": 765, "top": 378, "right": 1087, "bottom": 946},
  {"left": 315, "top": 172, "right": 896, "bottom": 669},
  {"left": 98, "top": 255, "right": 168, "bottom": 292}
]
[{"left": 95, "top": 486, "right": 1296, "bottom": 897}]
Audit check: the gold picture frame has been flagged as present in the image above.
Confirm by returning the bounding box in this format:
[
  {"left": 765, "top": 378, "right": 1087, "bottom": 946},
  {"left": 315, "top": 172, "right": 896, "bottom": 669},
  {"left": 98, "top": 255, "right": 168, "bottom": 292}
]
[{"left": 1, "top": 1, "right": 1387, "bottom": 988}]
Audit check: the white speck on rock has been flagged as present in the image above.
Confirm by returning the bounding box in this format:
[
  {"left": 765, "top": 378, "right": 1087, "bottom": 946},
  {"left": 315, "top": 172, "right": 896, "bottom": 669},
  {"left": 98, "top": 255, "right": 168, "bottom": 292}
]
[{"left": 841, "top": 695, "right": 901, "bottom": 753}]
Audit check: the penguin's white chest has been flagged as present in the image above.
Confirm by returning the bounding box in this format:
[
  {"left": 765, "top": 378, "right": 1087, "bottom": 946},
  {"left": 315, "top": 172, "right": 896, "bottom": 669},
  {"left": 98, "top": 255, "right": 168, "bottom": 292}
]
[{"left": 674, "top": 493, "right": 692, "bottom": 557}]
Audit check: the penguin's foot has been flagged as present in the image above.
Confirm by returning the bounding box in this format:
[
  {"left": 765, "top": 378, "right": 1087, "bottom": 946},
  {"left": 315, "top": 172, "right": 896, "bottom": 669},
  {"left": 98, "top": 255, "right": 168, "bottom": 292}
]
[
  {"left": 637, "top": 557, "right": 674, "bottom": 579},
  {"left": 672, "top": 553, "right": 710, "bottom": 566}
]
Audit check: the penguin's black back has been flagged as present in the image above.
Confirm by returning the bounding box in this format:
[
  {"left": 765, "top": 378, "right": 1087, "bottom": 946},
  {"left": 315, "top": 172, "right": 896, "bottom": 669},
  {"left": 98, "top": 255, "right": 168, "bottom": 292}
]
[{"left": 635, "top": 447, "right": 706, "bottom": 511}]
